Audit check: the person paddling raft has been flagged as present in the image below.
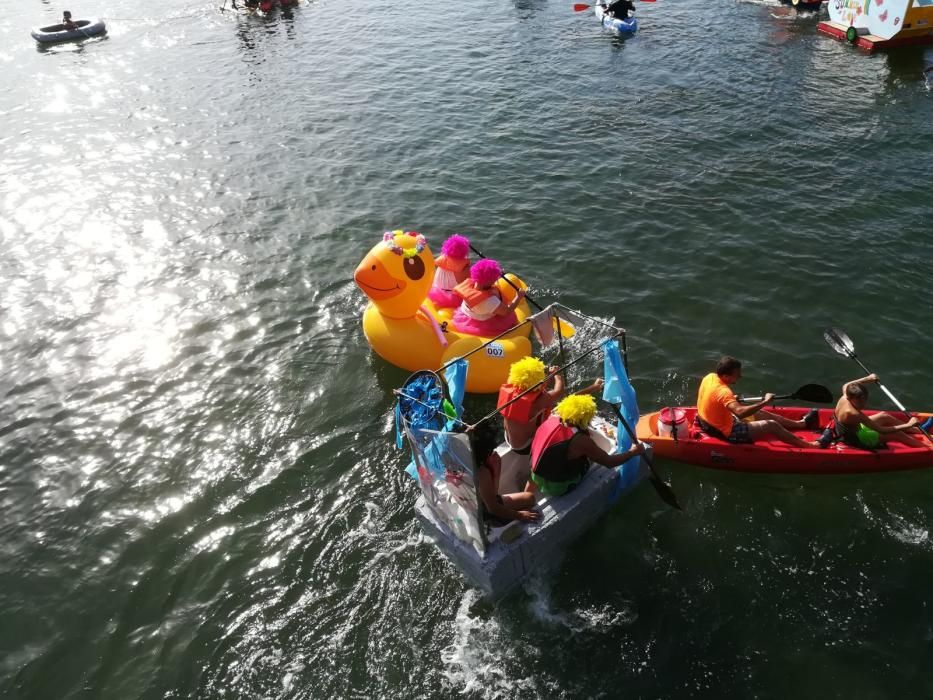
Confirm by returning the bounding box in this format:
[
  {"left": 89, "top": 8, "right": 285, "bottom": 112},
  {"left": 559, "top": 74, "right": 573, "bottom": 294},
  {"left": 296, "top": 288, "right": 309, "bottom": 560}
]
[
  {"left": 696, "top": 356, "right": 823, "bottom": 448},
  {"left": 62, "top": 10, "right": 77, "bottom": 30},
  {"left": 526, "top": 394, "right": 645, "bottom": 497},
  {"left": 497, "top": 356, "right": 604, "bottom": 457},
  {"left": 828, "top": 374, "right": 931, "bottom": 449}
]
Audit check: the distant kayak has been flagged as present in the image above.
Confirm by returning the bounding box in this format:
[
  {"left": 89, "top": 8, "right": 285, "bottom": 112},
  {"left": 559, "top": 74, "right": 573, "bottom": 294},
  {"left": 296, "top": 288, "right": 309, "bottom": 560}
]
[
  {"left": 31, "top": 18, "right": 106, "bottom": 44},
  {"left": 636, "top": 406, "right": 933, "bottom": 474},
  {"left": 595, "top": 4, "right": 638, "bottom": 34}
]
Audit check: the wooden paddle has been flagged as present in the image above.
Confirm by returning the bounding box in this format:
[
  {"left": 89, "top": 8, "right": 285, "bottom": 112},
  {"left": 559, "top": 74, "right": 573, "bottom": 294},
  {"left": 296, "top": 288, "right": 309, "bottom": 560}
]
[
  {"left": 608, "top": 403, "right": 683, "bottom": 511},
  {"left": 824, "top": 327, "right": 933, "bottom": 444}
]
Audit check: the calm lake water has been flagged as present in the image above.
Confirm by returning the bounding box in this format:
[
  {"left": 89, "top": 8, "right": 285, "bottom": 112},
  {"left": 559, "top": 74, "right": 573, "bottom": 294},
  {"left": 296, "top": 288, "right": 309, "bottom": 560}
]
[{"left": 2, "top": 0, "right": 933, "bottom": 697}]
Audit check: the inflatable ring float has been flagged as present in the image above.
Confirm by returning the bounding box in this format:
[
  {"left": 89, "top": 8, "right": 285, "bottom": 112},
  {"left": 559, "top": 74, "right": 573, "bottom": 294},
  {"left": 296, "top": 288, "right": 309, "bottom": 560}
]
[{"left": 31, "top": 18, "right": 106, "bottom": 43}]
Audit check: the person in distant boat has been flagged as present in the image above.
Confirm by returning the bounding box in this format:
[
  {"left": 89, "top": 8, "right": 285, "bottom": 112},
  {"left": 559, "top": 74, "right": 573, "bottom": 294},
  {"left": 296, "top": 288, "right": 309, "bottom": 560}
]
[
  {"left": 603, "top": 0, "right": 635, "bottom": 19},
  {"left": 451, "top": 259, "right": 524, "bottom": 337},
  {"left": 526, "top": 394, "right": 644, "bottom": 497},
  {"left": 828, "top": 374, "right": 928, "bottom": 449},
  {"left": 498, "top": 356, "right": 604, "bottom": 457},
  {"left": 472, "top": 422, "right": 540, "bottom": 524},
  {"left": 62, "top": 10, "right": 77, "bottom": 30},
  {"left": 696, "top": 356, "right": 822, "bottom": 448},
  {"left": 428, "top": 234, "right": 472, "bottom": 309}
]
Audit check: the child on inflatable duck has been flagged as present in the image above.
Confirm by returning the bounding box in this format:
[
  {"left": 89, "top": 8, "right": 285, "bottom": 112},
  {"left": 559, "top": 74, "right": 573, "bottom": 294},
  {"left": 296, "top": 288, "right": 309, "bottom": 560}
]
[
  {"left": 428, "top": 234, "right": 472, "bottom": 309},
  {"left": 452, "top": 258, "right": 524, "bottom": 337}
]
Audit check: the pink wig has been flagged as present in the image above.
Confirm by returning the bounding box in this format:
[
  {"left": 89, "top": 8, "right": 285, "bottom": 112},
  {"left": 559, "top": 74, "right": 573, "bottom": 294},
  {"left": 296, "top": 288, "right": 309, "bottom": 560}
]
[
  {"left": 470, "top": 259, "right": 502, "bottom": 287},
  {"left": 441, "top": 234, "right": 470, "bottom": 260}
]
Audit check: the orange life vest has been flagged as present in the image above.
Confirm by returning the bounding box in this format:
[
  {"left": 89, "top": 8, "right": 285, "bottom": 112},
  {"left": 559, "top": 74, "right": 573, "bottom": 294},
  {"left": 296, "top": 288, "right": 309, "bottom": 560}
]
[
  {"left": 454, "top": 280, "right": 497, "bottom": 309},
  {"left": 497, "top": 385, "right": 541, "bottom": 423},
  {"left": 436, "top": 255, "right": 469, "bottom": 273}
]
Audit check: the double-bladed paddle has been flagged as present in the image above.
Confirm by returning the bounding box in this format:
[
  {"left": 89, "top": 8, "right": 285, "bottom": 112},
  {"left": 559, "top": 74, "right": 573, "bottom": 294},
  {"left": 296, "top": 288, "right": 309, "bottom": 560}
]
[
  {"left": 738, "top": 383, "right": 834, "bottom": 405},
  {"left": 824, "top": 327, "right": 932, "bottom": 444},
  {"left": 607, "top": 402, "right": 683, "bottom": 511}
]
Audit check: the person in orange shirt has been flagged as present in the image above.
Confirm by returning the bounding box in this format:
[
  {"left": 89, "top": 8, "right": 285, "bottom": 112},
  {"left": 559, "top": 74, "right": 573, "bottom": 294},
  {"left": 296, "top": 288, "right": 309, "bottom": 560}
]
[{"left": 697, "top": 356, "right": 821, "bottom": 448}]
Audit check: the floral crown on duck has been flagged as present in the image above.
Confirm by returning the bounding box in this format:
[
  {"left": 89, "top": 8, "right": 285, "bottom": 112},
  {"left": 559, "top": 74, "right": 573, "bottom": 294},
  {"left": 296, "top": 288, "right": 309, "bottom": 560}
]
[{"left": 383, "top": 230, "right": 427, "bottom": 259}]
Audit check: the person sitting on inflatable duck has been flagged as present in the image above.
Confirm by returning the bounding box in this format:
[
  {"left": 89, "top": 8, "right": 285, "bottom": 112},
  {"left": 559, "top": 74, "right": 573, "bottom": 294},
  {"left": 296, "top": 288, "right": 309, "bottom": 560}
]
[
  {"left": 428, "top": 234, "right": 472, "bottom": 309},
  {"left": 452, "top": 258, "right": 525, "bottom": 337},
  {"left": 526, "top": 394, "right": 644, "bottom": 497}
]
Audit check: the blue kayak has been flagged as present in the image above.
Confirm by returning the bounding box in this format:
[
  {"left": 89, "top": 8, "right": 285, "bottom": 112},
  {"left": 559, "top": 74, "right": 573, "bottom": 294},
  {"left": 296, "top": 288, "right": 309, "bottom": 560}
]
[{"left": 595, "top": 4, "right": 638, "bottom": 34}]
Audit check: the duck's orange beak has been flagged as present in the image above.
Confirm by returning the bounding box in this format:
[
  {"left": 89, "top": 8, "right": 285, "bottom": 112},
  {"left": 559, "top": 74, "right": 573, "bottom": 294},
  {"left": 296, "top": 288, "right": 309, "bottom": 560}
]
[{"left": 354, "top": 253, "right": 406, "bottom": 301}]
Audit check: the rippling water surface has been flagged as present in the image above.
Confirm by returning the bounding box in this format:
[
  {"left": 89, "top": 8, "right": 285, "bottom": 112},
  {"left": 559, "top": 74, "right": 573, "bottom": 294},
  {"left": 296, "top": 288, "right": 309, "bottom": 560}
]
[{"left": 2, "top": 0, "right": 933, "bottom": 697}]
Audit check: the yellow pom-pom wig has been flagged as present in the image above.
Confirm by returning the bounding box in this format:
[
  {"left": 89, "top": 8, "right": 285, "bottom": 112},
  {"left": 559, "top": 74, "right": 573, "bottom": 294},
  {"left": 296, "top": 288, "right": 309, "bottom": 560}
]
[
  {"left": 507, "top": 356, "right": 545, "bottom": 391},
  {"left": 554, "top": 394, "right": 596, "bottom": 429}
]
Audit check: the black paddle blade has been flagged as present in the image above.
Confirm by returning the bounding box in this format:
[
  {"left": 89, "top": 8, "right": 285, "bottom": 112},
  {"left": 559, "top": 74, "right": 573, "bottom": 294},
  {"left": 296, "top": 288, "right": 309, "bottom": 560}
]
[
  {"left": 606, "top": 402, "right": 683, "bottom": 511},
  {"left": 824, "top": 327, "right": 854, "bottom": 358},
  {"left": 649, "top": 472, "right": 684, "bottom": 511},
  {"left": 791, "top": 383, "right": 834, "bottom": 404}
]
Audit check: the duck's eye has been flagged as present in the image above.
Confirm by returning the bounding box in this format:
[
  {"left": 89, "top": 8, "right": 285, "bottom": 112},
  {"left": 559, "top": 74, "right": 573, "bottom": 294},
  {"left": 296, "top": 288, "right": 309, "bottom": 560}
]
[{"left": 403, "top": 256, "right": 425, "bottom": 281}]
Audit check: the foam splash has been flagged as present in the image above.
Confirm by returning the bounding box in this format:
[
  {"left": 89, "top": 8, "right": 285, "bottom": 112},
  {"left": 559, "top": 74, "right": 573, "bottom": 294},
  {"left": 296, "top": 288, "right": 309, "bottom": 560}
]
[
  {"left": 440, "top": 590, "right": 538, "bottom": 698},
  {"left": 525, "top": 573, "right": 638, "bottom": 634}
]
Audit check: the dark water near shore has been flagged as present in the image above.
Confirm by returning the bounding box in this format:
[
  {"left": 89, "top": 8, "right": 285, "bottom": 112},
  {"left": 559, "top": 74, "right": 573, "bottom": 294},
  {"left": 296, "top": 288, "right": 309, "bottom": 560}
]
[{"left": 2, "top": 0, "right": 933, "bottom": 697}]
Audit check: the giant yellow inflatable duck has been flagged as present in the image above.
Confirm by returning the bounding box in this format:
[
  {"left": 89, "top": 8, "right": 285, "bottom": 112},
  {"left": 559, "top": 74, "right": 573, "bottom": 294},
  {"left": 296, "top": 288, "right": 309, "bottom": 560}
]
[{"left": 354, "top": 231, "right": 533, "bottom": 394}]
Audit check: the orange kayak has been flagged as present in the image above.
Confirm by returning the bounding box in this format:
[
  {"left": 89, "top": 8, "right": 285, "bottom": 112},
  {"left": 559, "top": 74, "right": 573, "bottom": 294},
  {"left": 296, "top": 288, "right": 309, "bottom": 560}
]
[{"left": 636, "top": 406, "right": 933, "bottom": 474}]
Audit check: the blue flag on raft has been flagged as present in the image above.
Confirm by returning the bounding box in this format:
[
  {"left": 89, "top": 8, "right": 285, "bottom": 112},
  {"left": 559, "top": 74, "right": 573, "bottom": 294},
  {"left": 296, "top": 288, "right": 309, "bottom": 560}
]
[
  {"left": 443, "top": 358, "right": 468, "bottom": 429},
  {"left": 602, "top": 339, "right": 641, "bottom": 501},
  {"left": 403, "top": 359, "right": 469, "bottom": 481}
]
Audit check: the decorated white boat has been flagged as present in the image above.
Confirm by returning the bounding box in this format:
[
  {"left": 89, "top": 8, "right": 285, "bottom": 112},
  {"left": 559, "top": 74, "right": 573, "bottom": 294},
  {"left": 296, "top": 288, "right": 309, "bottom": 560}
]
[
  {"left": 394, "top": 304, "right": 669, "bottom": 599},
  {"left": 818, "top": 0, "right": 933, "bottom": 50}
]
